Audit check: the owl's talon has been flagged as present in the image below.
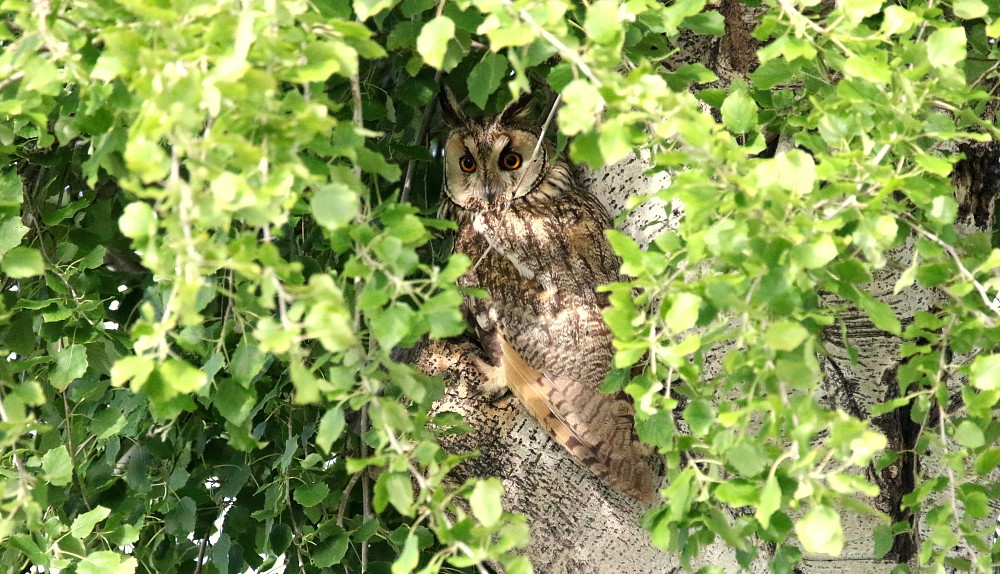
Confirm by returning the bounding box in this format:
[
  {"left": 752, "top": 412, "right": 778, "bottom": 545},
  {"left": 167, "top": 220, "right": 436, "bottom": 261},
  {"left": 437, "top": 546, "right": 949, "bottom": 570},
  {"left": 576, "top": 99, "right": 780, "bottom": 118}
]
[{"left": 472, "top": 357, "right": 510, "bottom": 402}]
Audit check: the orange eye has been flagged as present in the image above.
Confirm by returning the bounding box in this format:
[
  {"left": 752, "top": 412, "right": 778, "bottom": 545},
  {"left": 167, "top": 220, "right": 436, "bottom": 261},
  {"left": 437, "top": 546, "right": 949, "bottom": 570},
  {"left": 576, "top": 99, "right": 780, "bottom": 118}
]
[
  {"left": 500, "top": 151, "right": 522, "bottom": 170},
  {"left": 459, "top": 155, "right": 477, "bottom": 173}
]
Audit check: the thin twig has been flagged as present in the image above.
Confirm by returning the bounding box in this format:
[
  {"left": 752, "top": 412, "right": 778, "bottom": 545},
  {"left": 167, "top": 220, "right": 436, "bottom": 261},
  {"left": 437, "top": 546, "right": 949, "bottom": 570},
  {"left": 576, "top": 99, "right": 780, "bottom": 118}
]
[
  {"left": 938, "top": 404, "right": 978, "bottom": 565},
  {"left": 899, "top": 213, "right": 998, "bottom": 325},
  {"left": 511, "top": 94, "right": 562, "bottom": 198},
  {"left": 350, "top": 73, "right": 364, "bottom": 180},
  {"left": 285, "top": 418, "right": 308, "bottom": 571},
  {"left": 510, "top": 2, "right": 600, "bottom": 86},
  {"left": 0, "top": 71, "right": 25, "bottom": 92},
  {"left": 360, "top": 405, "right": 371, "bottom": 573},
  {"left": 336, "top": 472, "right": 362, "bottom": 527},
  {"left": 402, "top": 70, "right": 443, "bottom": 204}
]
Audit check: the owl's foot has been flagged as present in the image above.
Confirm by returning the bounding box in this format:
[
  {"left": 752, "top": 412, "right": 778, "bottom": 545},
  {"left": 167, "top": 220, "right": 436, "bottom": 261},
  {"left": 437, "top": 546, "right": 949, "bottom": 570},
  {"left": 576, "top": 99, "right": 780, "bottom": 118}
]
[{"left": 471, "top": 356, "right": 510, "bottom": 401}]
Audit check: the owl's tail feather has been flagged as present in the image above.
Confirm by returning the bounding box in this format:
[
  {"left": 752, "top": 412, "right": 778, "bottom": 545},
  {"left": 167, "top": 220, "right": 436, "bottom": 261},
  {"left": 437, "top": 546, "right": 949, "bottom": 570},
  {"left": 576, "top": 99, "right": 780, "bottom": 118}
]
[{"left": 498, "top": 338, "right": 660, "bottom": 505}]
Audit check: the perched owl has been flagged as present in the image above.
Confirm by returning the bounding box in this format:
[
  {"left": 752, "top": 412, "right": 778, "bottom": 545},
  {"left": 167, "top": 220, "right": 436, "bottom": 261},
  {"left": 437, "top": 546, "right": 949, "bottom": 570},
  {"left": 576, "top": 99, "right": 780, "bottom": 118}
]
[{"left": 438, "top": 90, "right": 659, "bottom": 504}]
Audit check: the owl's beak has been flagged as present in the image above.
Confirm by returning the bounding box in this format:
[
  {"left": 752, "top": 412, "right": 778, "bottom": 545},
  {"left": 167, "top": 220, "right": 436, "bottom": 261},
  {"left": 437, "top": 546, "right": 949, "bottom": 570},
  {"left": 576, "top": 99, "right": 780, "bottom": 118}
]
[{"left": 484, "top": 180, "right": 504, "bottom": 207}]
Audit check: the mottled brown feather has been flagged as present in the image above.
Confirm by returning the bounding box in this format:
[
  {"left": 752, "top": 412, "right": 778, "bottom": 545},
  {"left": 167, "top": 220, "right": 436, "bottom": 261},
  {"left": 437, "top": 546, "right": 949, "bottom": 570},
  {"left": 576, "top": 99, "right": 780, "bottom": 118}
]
[{"left": 498, "top": 338, "right": 658, "bottom": 504}]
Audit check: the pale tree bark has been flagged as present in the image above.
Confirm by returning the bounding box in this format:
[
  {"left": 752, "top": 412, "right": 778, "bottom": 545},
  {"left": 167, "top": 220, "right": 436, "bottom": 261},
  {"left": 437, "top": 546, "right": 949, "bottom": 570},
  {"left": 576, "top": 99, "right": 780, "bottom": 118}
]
[{"left": 402, "top": 8, "right": 999, "bottom": 573}]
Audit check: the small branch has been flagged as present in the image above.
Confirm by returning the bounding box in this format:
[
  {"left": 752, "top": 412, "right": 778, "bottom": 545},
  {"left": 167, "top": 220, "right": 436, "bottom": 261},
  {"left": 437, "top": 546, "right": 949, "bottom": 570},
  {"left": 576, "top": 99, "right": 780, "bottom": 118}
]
[
  {"left": 350, "top": 73, "right": 364, "bottom": 180},
  {"left": 511, "top": 94, "right": 562, "bottom": 197},
  {"left": 284, "top": 418, "right": 308, "bottom": 571},
  {"left": 360, "top": 405, "right": 371, "bottom": 574},
  {"left": 336, "top": 472, "right": 362, "bottom": 527},
  {"left": 509, "top": 2, "right": 600, "bottom": 86},
  {"left": 899, "top": 213, "right": 998, "bottom": 325},
  {"left": 401, "top": 70, "right": 443, "bottom": 204},
  {"left": 937, "top": 404, "right": 978, "bottom": 566},
  {"left": 0, "top": 71, "right": 25, "bottom": 92}
]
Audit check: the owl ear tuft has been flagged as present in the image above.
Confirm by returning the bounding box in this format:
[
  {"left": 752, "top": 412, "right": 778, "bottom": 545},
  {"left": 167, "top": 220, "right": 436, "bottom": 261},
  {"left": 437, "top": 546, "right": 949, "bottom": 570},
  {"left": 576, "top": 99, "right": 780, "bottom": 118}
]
[
  {"left": 499, "top": 91, "right": 533, "bottom": 124},
  {"left": 439, "top": 88, "right": 468, "bottom": 128}
]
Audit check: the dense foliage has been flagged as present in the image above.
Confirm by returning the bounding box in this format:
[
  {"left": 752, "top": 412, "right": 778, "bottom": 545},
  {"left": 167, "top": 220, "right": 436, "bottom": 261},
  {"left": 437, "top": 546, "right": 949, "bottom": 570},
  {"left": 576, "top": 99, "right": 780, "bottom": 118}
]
[{"left": 1, "top": 0, "right": 999, "bottom": 572}]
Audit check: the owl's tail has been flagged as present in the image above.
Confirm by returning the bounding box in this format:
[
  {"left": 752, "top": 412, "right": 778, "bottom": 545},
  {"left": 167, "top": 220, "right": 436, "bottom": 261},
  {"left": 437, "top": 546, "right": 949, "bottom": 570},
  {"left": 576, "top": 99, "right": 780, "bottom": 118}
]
[{"left": 498, "top": 338, "right": 660, "bottom": 505}]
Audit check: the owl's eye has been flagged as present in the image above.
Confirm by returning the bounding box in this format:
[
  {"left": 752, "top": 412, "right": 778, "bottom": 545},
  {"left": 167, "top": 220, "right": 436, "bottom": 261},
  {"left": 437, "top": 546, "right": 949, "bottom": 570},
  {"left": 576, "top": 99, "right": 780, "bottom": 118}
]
[
  {"left": 459, "top": 155, "right": 477, "bottom": 173},
  {"left": 500, "top": 151, "right": 522, "bottom": 171}
]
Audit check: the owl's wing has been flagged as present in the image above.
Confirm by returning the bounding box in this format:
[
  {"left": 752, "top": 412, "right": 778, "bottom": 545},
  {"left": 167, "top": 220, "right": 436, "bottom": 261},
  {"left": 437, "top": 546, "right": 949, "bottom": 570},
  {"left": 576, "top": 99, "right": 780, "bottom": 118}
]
[
  {"left": 497, "top": 336, "right": 659, "bottom": 504},
  {"left": 459, "top": 193, "right": 659, "bottom": 503}
]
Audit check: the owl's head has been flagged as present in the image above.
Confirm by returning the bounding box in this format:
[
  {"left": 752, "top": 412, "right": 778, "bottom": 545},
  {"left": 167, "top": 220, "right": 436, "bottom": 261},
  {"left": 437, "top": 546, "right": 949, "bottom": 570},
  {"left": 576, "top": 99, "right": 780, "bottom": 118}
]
[{"left": 439, "top": 89, "right": 553, "bottom": 211}]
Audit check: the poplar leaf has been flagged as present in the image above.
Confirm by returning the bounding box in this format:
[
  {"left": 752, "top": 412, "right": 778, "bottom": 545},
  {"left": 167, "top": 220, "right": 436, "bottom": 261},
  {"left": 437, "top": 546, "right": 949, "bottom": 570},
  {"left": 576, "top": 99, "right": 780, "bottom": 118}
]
[
  {"left": 795, "top": 506, "right": 844, "bottom": 555},
  {"left": 469, "top": 478, "right": 503, "bottom": 527},
  {"left": 927, "top": 27, "right": 966, "bottom": 68},
  {"left": 721, "top": 90, "right": 758, "bottom": 134},
  {"left": 417, "top": 17, "right": 455, "bottom": 70}
]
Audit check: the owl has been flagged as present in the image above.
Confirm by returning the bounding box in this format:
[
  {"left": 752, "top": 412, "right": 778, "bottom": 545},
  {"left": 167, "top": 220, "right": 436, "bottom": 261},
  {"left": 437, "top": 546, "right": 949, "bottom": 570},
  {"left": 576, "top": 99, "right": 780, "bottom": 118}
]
[{"left": 438, "top": 90, "right": 659, "bottom": 504}]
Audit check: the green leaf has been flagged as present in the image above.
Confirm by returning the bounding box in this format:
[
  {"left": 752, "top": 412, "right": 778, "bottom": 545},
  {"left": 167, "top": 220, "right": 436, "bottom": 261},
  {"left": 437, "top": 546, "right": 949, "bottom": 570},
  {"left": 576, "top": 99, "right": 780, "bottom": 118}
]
[
  {"left": 584, "top": 1, "right": 623, "bottom": 45},
  {"left": 293, "top": 482, "right": 330, "bottom": 507},
  {"left": 873, "top": 524, "right": 894, "bottom": 558},
  {"left": 378, "top": 472, "right": 414, "bottom": 516},
  {"left": 792, "top": 235, "right": 837, "bottom": 269},
  {"left": 756, "top": 476, "right": 781, "bottom": 528},
  {"left": 165, "top": 497, "right": 196, "bottom": 536},
  {"left": 776, "top": 150, "right": 816, "bottom": 196},
  {"left": 665, "top": 293, "right": 702, "bottom": 334},
  {"left": 969, "top": 354, "right": 1000, "bottom": 390},
  {"left": 417, "top": 16, "right": 455, "bottom": 70},
  {"left": 682, "top": 399, "right": 713, "bottom": 437},
  {"left": 467, "top": 53, "right": 508, "bottom": 110},
  {"left": 313, "top": 531, "right": 350, "bottom": 567},
  {"left": 715, "top": 480, "right": 758, "bottom": 506},
  {"left": 927, "top": 196, "right": 957, "bottom": 225},
  {"left": 41, "top": 445, "right": 73, "bottom": 486},
  {"left": 312, "top": 183, "right": 360, "bottom": 230},
  {"left": 795, "top": 506, "right": 844, "bottom": 556},
  {"left": 682, "top": 11, "right": 724, "bottom": 36},
  {"left": 124, "top": 136, "right": 169, "bottom": 183},
  {"left": 988, "top": 19, "right": 1000, "bottom": 38},
  {"left": 50, "top": 344, "right": 89, "bottom": 390},
  {"left": 268, "top": 523, "right": 293, "bottom": 555},
  {"left": 10, "top": 534, "right": 47, "bottom": 566},
  {"left": 71, "top": 506, "right": 112, "bottom": 539},
  {"left": 391, "top": 535, "right": 419, "bottom": 574},
  {"left": 953, "top": 0, "right": 987, "bottom": 19},
  {"left": 316, "top": 408, "right": 346, "bottom": 454},
  {"left": 469, "top": 478, "right": 503, "bottom": 527},
  {"left": 926, "top": 27, "right": 966, "bottom": 68},
  {"left": 214, "top": 378, "right": 256, "bottom": 425},
  {"left": 764, "top": 320, "right": 809, "bottom": 351},
  {"left": 2, "top": 246, "right": 44, "bottom": 278},
  {"left": 954, "top": 420, "right": 985, "bottom": 449},
  {"left": 720, "top": 90, "right": 758, "bottom": 134},
  {"left": 840, "top": 0, "right": 883, "bottom": 24},
  {"left": 354, "top": 0, "right": 398, "bottom": 20},
  {"left": 881, "top": 6, "right": 918, "bottom": 35},
  {"left": 91, "top": 408, "right": 128, "bottom": 439},
  {"left": 159, "top": 359, "right": 208, "bottom": 394},
  {"left": 726, "top": 442, "right": 768, "bottom": 477},
  {"left": 842, "top": 53, "right": 891, "bottom": 84},
  {"left": 893, "top": 257, "right": 918, "bottom": 295},
  {"left": 0, "top": 217, "right": 29, "bottom": 259},
  {"left": 973, "top": 448, "right": 1000, "bottom": 475},
  {"left": 230, "top": 337, "right": 267, "bottom": 387},
  {"left": 559, "top": 80, "right": 602, "bottom": 136},
  {"left": 111, "top": 356, "right": 155, "bottom": 389},
  {"left": 856, "top": 294, "right": 901, "bottom": 335},
  {"left": 77, "top": 552, "right": 136, "bottom": 574},
  {"left": 119, "top": 201, "right": 156, "bottom": 240}
]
